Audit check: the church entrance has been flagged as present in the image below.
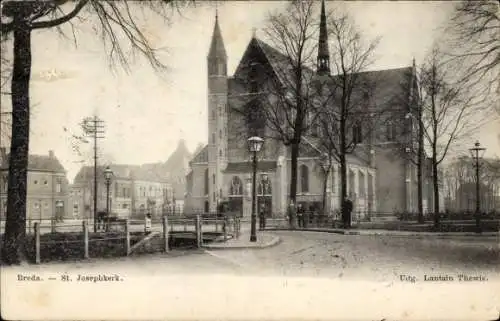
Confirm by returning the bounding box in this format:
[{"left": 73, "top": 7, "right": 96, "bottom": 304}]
[
  {"left": 257, "top": 173, "right": 273, "bottom": 217},
  {"left": 228, "top": 176, "right": 244, "bottom": 217},
  {"left": 228, "top": 197, "right": 243, "bottom": 217}
]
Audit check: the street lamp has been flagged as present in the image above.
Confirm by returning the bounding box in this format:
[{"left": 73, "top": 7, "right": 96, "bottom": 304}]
[
  {"left": 104, "top": 166, "right": 113, "bottom": 218},
  {"left": 469, "top": 140, "right": 486, "bottom": 233},
  {"left": 247, "top": 136, "right": 264, "bottom": 242}
]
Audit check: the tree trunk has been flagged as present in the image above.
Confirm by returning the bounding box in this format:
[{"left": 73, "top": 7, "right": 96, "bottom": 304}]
[
  {"left": 321, "top": 167, "right": 329, "bottom": 215},
  {"left": 417, "top": 112, "right": 424, "bottom": 223},
  {"left": 340, "top": 153, "right": 347, "bottom": 224},
  {"left": 2, "top": 23, "right": 32, "bottom": 265},
  {"left": 289, "top": 141, "right": 299, "bottom": 229},
  {"left": 432, "top": 154, "right": 440, "bottom": 228}
]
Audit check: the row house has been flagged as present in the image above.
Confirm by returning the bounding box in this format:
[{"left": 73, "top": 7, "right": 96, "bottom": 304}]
[
  {"left": 71, "top": 164, "right": 173, "bottom": 219},
  {"left": 0, "top": 148, "right": 70, "bottom": 221}
]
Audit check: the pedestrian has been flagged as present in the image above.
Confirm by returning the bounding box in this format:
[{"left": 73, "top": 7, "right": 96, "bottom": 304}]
[
  {"left": 259, "top": 204, "right": 266, "bottom": 230},
  {"left": 342, "top": 197, "right": 353, "bottom": 229},
  {"left": 144, "top": 212, "right": 152, "bottom": 235},
  {"left": 287, "top": 201, "right": 296, "bottom": 228},
  {"left": 297, "top": 204, "right": 304, "bottom": 228}
]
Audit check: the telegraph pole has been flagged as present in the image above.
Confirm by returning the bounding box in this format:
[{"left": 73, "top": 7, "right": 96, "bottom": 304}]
[{"left": 82, "top": 116, "right": 105, "bottom": 232}]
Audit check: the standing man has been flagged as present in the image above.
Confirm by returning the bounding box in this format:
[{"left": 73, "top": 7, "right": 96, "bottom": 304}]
[
  {"left": 259, "top": 204, "right": 266, "bottom": 230},
  {"left": 342, "top": 197, "right": 353, "bottom": 229},
  {"left": 287, "top": 200, "right": 296, "bottom": 228},
  {"left": 297, "top": 204, "right": 304, "bottom": 228}
]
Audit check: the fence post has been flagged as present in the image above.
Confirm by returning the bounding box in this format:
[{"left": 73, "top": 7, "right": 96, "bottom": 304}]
[
  {"left": 82, "top": 220, "right": 89, "bottom": 259},
  {"left": 163, "top": 216, "right": 169, "bottom": 253},
  {"left": 51, "top": 217, "right": 56, "bottom": 233},
  {"left": 125, "top": 219, "right": 130, "bottom": 256},
  {"left": 34, "top": 222, "right": 40, "bottom": 264},
  {"left": 215, "top": 216, "right": 219, "bottom": 233},
  {"left": 184, "top": 218, "right": 187, "bottom": 232},
  {"left": 195, "top": 214, "right": 202, "bottom": 248},
  {"left": 223, "top": 216, "right": 228, "bottom": 241},
  {"left": 28, "top": 218, "right": 31, "bottom": 234}
]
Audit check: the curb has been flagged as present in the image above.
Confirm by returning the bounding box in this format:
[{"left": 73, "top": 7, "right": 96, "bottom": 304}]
[
  {"left": 202, "top": 236, "right": 282, "bottom": 250},
  {"left": 263, "top": 227, "right": 500, "bottom": 238}
]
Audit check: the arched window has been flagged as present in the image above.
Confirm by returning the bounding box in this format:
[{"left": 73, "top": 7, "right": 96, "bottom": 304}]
[
  {"left": 204, "top": 169, "right": 209, "bottom": 196},
  {"left": 258, "top": 174, "right": 272, "bottom": 195},
  {"left": 300, "top": 165, "right": 309, "bottom": 193},
  {"left": 386, "top": 121, "right": 397, "bottom": 141},
  {"left": 353, "top": 123, "right": 363, "bottom": 144},
  {"left": 229, "top": 176, "right": 243, "bottom": 196}
]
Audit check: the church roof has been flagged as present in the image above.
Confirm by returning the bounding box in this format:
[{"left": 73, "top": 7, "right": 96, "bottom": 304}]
[
  {"left": 207, "top": 14, "right": 227, "bottom": 59},
  {"left": 224, "top": 161, "right": 278, "bottom": 174}
]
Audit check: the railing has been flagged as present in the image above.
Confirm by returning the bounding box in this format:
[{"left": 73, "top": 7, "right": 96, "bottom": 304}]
[{"left": 0, "top": 214, "right": 242, "bottom": 264}]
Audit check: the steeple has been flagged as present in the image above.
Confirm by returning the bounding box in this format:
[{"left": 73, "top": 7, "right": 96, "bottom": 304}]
[
  {"left": 317, "top": 0, "right": 330, "bottom": 76},
  {"left": 208, "top": 13, "right": 227, "bottom": 60}
]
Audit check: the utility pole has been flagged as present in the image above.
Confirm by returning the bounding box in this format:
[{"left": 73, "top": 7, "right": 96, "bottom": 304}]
[{"left": 82, "top": 116, "right": 105, "bottom": 232}]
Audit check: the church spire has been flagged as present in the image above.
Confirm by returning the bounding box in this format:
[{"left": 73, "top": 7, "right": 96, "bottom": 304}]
[
  {"left": 208, "top": 11, "right": 227, "bottom": 60},
  {"left": 317, "top": 0, "right": 330, "bottom": 76}
]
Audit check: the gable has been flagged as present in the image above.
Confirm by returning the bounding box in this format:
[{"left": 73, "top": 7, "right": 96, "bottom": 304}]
[{"left": 190, "top": 145, "right": 208, "bottom": 164}]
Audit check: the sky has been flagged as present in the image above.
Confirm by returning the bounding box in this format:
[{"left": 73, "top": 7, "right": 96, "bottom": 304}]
[{"left": 0, "top": 1, "right": 499, "bottom": 184}]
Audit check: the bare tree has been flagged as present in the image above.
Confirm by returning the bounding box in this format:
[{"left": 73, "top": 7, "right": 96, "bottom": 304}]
[
  {"left": 0, "top": 0, "right": 191, "bottom": 265},
  {"left": 443, "top": 156, "right": 500, "bottom": 212},
  {"left": 316, "top": 12, "right": 380, "bottom": 226},
  {"left": 446, "top": 1, "right": 499, "bottom": 89},
  {"left": 231, "top": 0, "right": 320, "bottom": 228},
  {"left": 416, "top": 46, "right": 485, "bottom": 226}
]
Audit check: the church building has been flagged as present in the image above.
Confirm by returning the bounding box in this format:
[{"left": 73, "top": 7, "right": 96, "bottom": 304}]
[{"left": 185, "top": 2, "right": 426, "bottom": 219}]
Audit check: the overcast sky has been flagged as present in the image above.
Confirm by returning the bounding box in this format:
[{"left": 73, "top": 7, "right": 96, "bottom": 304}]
[{"left": 0, "top": 1, "right": 498, "bottom": 183}]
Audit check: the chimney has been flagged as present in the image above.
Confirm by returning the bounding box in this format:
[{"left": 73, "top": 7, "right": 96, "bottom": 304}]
[{"left": 49, "top": 150, "right": 54, "bottom": 158}]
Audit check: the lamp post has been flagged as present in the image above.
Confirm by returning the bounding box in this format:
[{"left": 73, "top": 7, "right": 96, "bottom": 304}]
[
  {"left": 248, "top": 136, "right": 264, "bottom": 242},
  {"left": 469, "top": 140, "right": 486, "bottom": 233},
  {"left": 104, "top": 166, "right": 113, "bottom": 218}
]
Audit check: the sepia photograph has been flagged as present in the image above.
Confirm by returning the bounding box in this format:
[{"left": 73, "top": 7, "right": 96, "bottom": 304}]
[{"left": 0, "top": 0, "right": 499, "bottom": 320}]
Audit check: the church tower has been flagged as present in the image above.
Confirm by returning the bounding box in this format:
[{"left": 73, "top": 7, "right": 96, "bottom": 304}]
[
  {"left": 316, "top": 0, "right": 330, "bottom": 76},
  {"left": 207, "top": 12, "right": 228, "bottom": 212}
]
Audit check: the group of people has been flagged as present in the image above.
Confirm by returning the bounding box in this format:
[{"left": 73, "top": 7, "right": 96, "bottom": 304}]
[{"left": 286, "top": 197, "right": 354, "bottom": 229}]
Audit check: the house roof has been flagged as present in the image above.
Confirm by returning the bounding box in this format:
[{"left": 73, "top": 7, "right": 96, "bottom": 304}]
[
  {"left": 190, "top": 145, "right": 208, "bottom": 164},
  {"left": 0, "top": 153, "right": 66, "bottom": 173},
  {"left": 73, "top": 163, "right": 169, "bottom": 183}
]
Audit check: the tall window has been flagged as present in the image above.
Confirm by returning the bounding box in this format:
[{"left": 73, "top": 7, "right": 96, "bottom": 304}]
[
  {"left": 212, "top": 133, "right": 216, "bottom": 144},
  {"left": 56, "top": 178, "right": 62, "bottom": 193},
  {"left": 258, "top": 174, "right": 272, "bottom": 195},
  {"left": 212, "top": 174, "right": 215, "bottom": 185},
  {"left": 353, "top": 123, "right": 363, "bottom": 144},
  {"left": 204, "top": 169, "right": 209, "bottom": 196},
  {"left": 300, "top": 165, "right": 309, "bottom": 193},
  {"left": 229, "top": 176, "right": 243, "bottom": 196},
  {"left": 386, "top": 121, "right": 397, "bottom": 141}
]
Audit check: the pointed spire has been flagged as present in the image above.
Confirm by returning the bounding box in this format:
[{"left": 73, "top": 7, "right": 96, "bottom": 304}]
[
  {"left": 317, "top": 0, "right": 330, "bottom": 76},
  {"left": 208, "top": 10, "right": 227, "bottom": 59}
]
